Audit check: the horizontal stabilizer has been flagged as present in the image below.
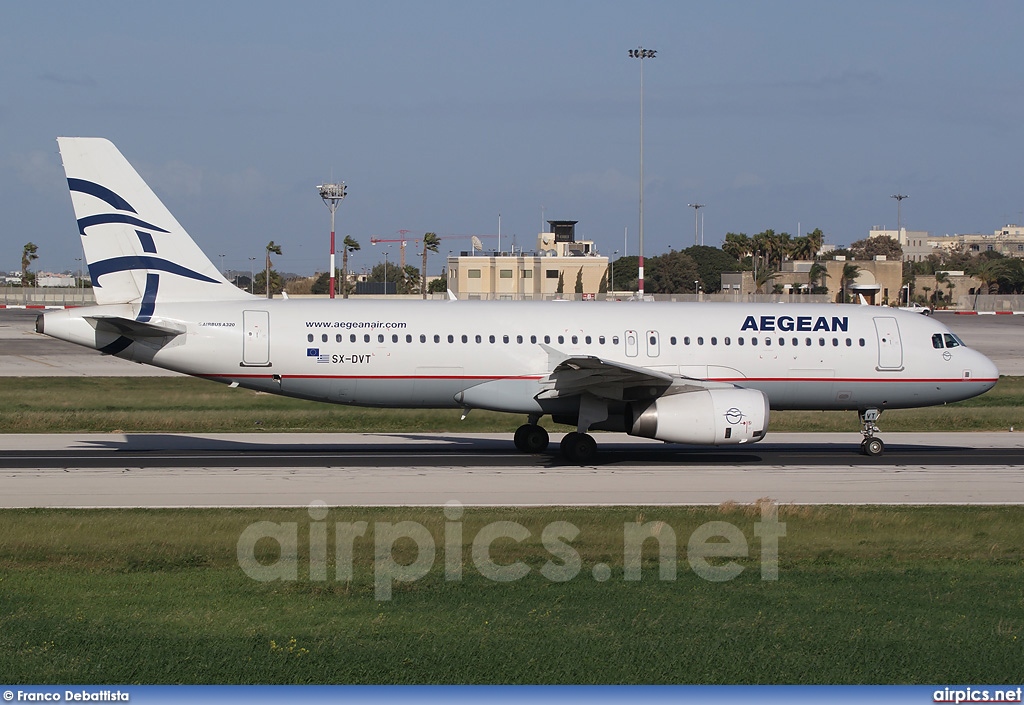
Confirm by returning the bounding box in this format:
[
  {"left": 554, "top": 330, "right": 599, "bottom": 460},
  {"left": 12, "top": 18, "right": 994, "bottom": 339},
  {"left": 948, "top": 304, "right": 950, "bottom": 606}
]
[{"left": 86, "top": 315, "right": 185, "bottom": 338}]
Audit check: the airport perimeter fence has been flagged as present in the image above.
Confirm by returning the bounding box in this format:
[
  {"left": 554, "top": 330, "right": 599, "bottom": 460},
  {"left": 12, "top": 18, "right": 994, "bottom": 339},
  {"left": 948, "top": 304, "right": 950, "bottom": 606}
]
[
  {"left": 0, "top": 287, "right": 95, "bottom": 306},
  {"left": 5, "top": 286, "right": 1019, "bottom": 310}
]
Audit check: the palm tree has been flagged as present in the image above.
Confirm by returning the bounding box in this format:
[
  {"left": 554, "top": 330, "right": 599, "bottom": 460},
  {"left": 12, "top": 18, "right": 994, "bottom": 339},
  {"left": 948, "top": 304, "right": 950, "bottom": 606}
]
[
  {"left": 841, "top": 263, "right": 862, "bottom": 303},
  {"left": 265, "top": 240, "right": 282, "bottom": 299},
  {"left": 968, "top": 258, "right": 1007, "bottom": 308},
  {"left": 21, "top": 242, "right": 38, "bottom": 304},
  {"left": 805, "top": 228, "right": 824, "bottom": 259},
  {"left": 808, "top": 261, "right": 829, "bottom": 292},
  {"left": 420, "top": 232, "right": 440, "bottom": 299},
  {"left": 722, "top": 232, "right": 751, "bottom": 262},
  {"left": 933, "top": 271, "right": 949, "bottom": 306},
  {"left": 341, "top": 236, "right": 360, "bottom": 299}
]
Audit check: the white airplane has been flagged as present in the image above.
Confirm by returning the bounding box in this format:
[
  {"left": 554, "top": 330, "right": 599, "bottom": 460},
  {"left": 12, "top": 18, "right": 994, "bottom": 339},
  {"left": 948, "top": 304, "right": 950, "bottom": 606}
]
[{"left": 38, "top": 138, "right": 999, "bottom": 461}]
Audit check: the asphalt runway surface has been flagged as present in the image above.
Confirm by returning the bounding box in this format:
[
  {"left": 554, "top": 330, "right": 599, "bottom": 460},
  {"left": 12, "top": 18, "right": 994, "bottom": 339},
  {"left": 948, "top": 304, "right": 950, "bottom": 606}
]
[
  {"left": 2, "top": 432, "right": 1022, "bottom": 507},
  {"left": 2, "top": 308, "right": 1022, "bottom": 507}
]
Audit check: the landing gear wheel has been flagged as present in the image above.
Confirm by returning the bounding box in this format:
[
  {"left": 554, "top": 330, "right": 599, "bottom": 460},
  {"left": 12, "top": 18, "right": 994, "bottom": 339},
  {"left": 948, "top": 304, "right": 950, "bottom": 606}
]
[
  {"left": 862, "top": 437, "right": 885, "bottom": 457},
  {"left": 514, "top": 424, "right": 549, "bottom": 453},
  {"left": 560, "top": 432, "right": 597, "bottom": 464}
]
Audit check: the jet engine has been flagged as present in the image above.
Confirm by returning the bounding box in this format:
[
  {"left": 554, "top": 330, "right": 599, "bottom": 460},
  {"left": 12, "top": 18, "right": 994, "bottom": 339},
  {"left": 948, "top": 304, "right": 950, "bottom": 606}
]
[{"left": 627, "top": 387, "right": 769, "bottom": 445}]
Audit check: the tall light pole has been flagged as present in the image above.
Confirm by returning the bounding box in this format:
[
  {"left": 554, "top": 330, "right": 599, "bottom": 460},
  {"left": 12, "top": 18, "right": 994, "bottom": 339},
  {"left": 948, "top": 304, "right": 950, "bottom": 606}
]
[
  {"left": 687, "top": 203, "right": 704, "bottom": 247},
  {"left": 248, "top": 257, "right": 256, "bottom": 294},
  {"left": 318, "top": 182, "right": 347, "bottom": 299},
  {"left": 218, "top": 253, "right": 226, "bottom": 277},
  {"left": 612, "top": 249, "right": 619, "bottom": 297},
  {"left": 629, "top": 46, "right": 656, "bottom": 299},
  {"left": 891, "top": 193, "right": 908, "bottom": 244}
]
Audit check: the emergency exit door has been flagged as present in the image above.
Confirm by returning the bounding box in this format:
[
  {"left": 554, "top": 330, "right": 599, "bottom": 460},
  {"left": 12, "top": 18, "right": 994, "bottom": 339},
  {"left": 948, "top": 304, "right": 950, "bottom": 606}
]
[{"left": 242, "top": 310, "right": 271, "bottom": 367}]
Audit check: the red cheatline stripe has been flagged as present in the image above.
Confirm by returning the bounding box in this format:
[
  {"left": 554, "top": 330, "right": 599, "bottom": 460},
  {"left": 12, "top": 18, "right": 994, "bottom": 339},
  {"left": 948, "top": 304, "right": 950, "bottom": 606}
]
[{"left": 196, "top": 373, "right": 996, "bottom": 384}]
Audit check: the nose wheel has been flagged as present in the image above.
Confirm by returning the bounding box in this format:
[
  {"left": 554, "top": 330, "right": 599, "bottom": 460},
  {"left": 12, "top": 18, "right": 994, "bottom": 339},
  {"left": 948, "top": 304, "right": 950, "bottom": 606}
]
[{"left": 859, "top": 409, "right": 884, "bottom": 456}]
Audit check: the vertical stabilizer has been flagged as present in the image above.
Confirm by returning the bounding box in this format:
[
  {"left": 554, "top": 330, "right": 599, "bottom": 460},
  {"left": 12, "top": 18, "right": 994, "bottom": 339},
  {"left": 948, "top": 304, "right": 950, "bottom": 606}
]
[{"left": 57, "top": 137, "right": 252, "bottom": 310}]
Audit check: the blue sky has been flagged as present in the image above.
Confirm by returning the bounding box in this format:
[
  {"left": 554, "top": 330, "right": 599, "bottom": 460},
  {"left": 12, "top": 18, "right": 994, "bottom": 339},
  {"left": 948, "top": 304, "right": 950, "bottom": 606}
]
[{"left": 3, "top": 1, "right": 1022, "bottom": 276}]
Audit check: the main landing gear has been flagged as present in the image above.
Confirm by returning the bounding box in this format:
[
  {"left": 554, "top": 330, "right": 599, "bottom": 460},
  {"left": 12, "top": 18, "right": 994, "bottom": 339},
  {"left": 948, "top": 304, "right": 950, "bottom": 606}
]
[
  {"left": 859, "top": 408, "right": 885, "bottom": 456},
  {"left": 513, "top": 417, "right": 598, "bottom": 464},
  {"left": 513, "top": 419, "right": 549, "bottom": 454}
]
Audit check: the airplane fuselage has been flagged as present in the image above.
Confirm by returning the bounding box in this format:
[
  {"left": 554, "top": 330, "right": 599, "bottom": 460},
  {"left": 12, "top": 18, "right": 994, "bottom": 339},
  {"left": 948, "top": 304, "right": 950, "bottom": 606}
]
[{"left": 40, "top": 300, "right": 999, "bottom": 415}]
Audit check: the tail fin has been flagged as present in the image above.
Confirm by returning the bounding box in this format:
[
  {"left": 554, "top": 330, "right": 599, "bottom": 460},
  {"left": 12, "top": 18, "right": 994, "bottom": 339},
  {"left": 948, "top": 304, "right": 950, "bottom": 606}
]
[{"left": 57, "top": 137, "right": 253, "bottom": 310}]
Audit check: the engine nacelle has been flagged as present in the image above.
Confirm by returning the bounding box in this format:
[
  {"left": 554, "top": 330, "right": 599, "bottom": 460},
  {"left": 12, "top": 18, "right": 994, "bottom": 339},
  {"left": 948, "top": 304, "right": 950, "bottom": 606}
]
[{"left": 628, "top": 387, "right": 769, "bottom": 445}]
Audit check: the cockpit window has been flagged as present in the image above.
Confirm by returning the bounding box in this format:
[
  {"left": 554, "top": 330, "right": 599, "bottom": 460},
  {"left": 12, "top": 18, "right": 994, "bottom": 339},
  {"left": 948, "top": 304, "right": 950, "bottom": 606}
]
[
  {"left": 932, "top": 333, "right": 944, "bottom": 349},
  {"left": 944, "top": 333, "right": 961, "bottom": 348}
]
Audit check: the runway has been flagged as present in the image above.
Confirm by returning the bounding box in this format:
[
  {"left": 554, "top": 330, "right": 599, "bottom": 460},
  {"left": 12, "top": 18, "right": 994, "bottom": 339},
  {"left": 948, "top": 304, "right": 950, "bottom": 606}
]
[{"left": 2, "top": 432, "right": 1023, "bottom": 507}]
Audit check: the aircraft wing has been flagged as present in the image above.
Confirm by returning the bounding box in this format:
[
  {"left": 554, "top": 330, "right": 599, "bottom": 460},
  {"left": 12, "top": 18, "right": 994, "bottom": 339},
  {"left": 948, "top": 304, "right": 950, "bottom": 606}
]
[
  {"left": 85, "top": 315, "right": 185, "bottom": 339},
  {"left": 537, "top": 355, "right": 679, "bottom": 401}
]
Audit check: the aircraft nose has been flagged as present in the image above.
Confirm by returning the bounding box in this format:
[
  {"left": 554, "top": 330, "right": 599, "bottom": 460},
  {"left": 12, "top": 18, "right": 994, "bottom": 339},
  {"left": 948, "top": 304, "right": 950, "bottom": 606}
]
[{"left": 974, "top": 351, "right": 1000, "bottom": 388}]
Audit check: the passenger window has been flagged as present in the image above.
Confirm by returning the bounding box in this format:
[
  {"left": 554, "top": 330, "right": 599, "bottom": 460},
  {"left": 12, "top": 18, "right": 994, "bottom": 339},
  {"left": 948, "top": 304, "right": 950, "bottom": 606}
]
[
  {"left": 476, "top": 335, "right": 482, "bottom": 343},
  {"left": 751, "top": 338, "right": 758, "bottom": 346},
  {"left": 406, "top": 334, "right": 412, "bottom": 343},
  {"left": 697, "top": 337, "right": 704, "bottom": 345},
  {"left": 558, "top": 335, "right": 565, "bottom": 344},
  {"left": 710, "top": 337, "right": 717, "bottom": 345},
  {"left": 944, "top": 334, "right": 960, "bottom": 348},
  {"left": 503, "top": 335, "right": 509, "bottom": 344},
  {"left": 613, "top": 336, "right": 619, "bottom": 345},
  {"left": 724, "top": 337, "right": 731, "bottom": 345},
  {"left": 764, "top": 338, "right": 771, "bottom": 346},
  {"left": 544, "top": 335, "right": 551, "bottom": 344},
  {"left": 364, "top": 334, "right": 371, "bottom": 343},
  {"left": 832, "top": 338, "right": 838, "bottom": 346},
  {"left": 379, "top": 334, "right": 385, "bottom": 343},
  {"left": 351, "top": 334, "right": 357, "bottom": 343},
  {"left": 846, "top": 338, "right": 852, "bottom": 347},
  {"left": 778, "top": 338, "right": 784, "bottom": 346},
  {"left": 447, "top": 334, "right": 454, "bottom": 343},
  {"left": 489, "top": 335, "right": 496, "bottom": 343},
  {"left": 462, "top": 335, "right": 468, "bottom": 343},
  {"left": 517, "top": 335, "right": 524, "bottom": 344},
  {"left": 792, "top": 338, "right": 798, "bottom": 346},
  {"left": 307, "top": 334, "right": 314, "bottom": 343},
  {"left": 684, "top": 336, "right": 690, "bottom": 345},
  {"left": 599, "top": 336, "right": 605, "bottom": 344},
  {"left": 818, "top": 338, "right": 825, "bottom": 346},
  {"left": 669, "top": 336, "right": 676, "bottom": 345},
  {"left": 336, "top": 334, "right": 343, "bottom": 343},
  {"left": 738, "top": 337, "right": 744, "bottom": 346},
  {"left": 392, "top": 334, "right": 398, "bottom": 343},
  {"left": 571, "top": 335, "right": 578, "bottom": 344},
  {"left": 531, "top": 335, "right": 537, "bottom": 344},
  {"left": 805, "top": 338, "right": 812, "bottom": 346},
  {"left": 584, "top": 335, "right": 591, "bottom": 344},
  {"left": 433, "top": 334, "right": 440, "bottom": 343},
  {"left": 420, "top": 334, "right": 426, "bottom": 343},
  {"left": 859, "top": 338, "right": 866, "bottom": 347}
]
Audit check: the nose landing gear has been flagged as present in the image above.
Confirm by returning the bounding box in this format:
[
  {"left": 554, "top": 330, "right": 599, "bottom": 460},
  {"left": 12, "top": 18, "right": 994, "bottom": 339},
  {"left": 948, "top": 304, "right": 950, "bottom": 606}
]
[{"left": 859, "top": 408, "right": 885, "bottom": 456}]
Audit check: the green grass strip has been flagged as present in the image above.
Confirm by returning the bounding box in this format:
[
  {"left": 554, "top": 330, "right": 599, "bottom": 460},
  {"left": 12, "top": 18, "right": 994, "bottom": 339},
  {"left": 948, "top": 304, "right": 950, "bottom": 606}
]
[
  {"left": 0, "top": 506, "right": 1022, "bottom": 684},
  {"left": 0, "top": 376, "right": 1022, "bottom": 433}
]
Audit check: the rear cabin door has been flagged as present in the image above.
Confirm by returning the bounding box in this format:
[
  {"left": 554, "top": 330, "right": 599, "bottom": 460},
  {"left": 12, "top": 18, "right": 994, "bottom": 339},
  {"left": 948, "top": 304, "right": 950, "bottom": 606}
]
[
  {"left": 242, "top": 309, "right": 271, "bottom": 367},
  {"left": 873, "top": 316, "right": 903, "bottom": 370}
]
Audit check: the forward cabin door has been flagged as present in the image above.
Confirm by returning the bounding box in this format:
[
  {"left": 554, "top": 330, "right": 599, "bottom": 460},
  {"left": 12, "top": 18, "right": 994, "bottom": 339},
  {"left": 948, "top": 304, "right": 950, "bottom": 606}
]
[
  {"left": 873, "top": 316, "right": 903, "bottom": 370},
  {"left": 242, "top": 309, "right": 271, "bottom": 367}
]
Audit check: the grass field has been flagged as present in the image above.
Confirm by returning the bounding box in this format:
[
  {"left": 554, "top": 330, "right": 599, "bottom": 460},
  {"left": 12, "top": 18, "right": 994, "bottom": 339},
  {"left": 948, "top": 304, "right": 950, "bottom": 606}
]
[
  {"left": 1, "top": 376, "right": 1022, "bottom": 434},
  {"left": 0, "top": 506, "right": 1022, "bottom": 684}
]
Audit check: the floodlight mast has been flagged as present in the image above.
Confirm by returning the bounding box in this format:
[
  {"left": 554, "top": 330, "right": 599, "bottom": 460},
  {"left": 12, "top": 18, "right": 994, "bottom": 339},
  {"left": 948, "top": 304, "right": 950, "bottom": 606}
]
[
  {"left": 628, "top": 46, "right": 656, "bottom": 299},
  {"left": 318, "top": 182, "right": 348, "bottom": 299}
]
